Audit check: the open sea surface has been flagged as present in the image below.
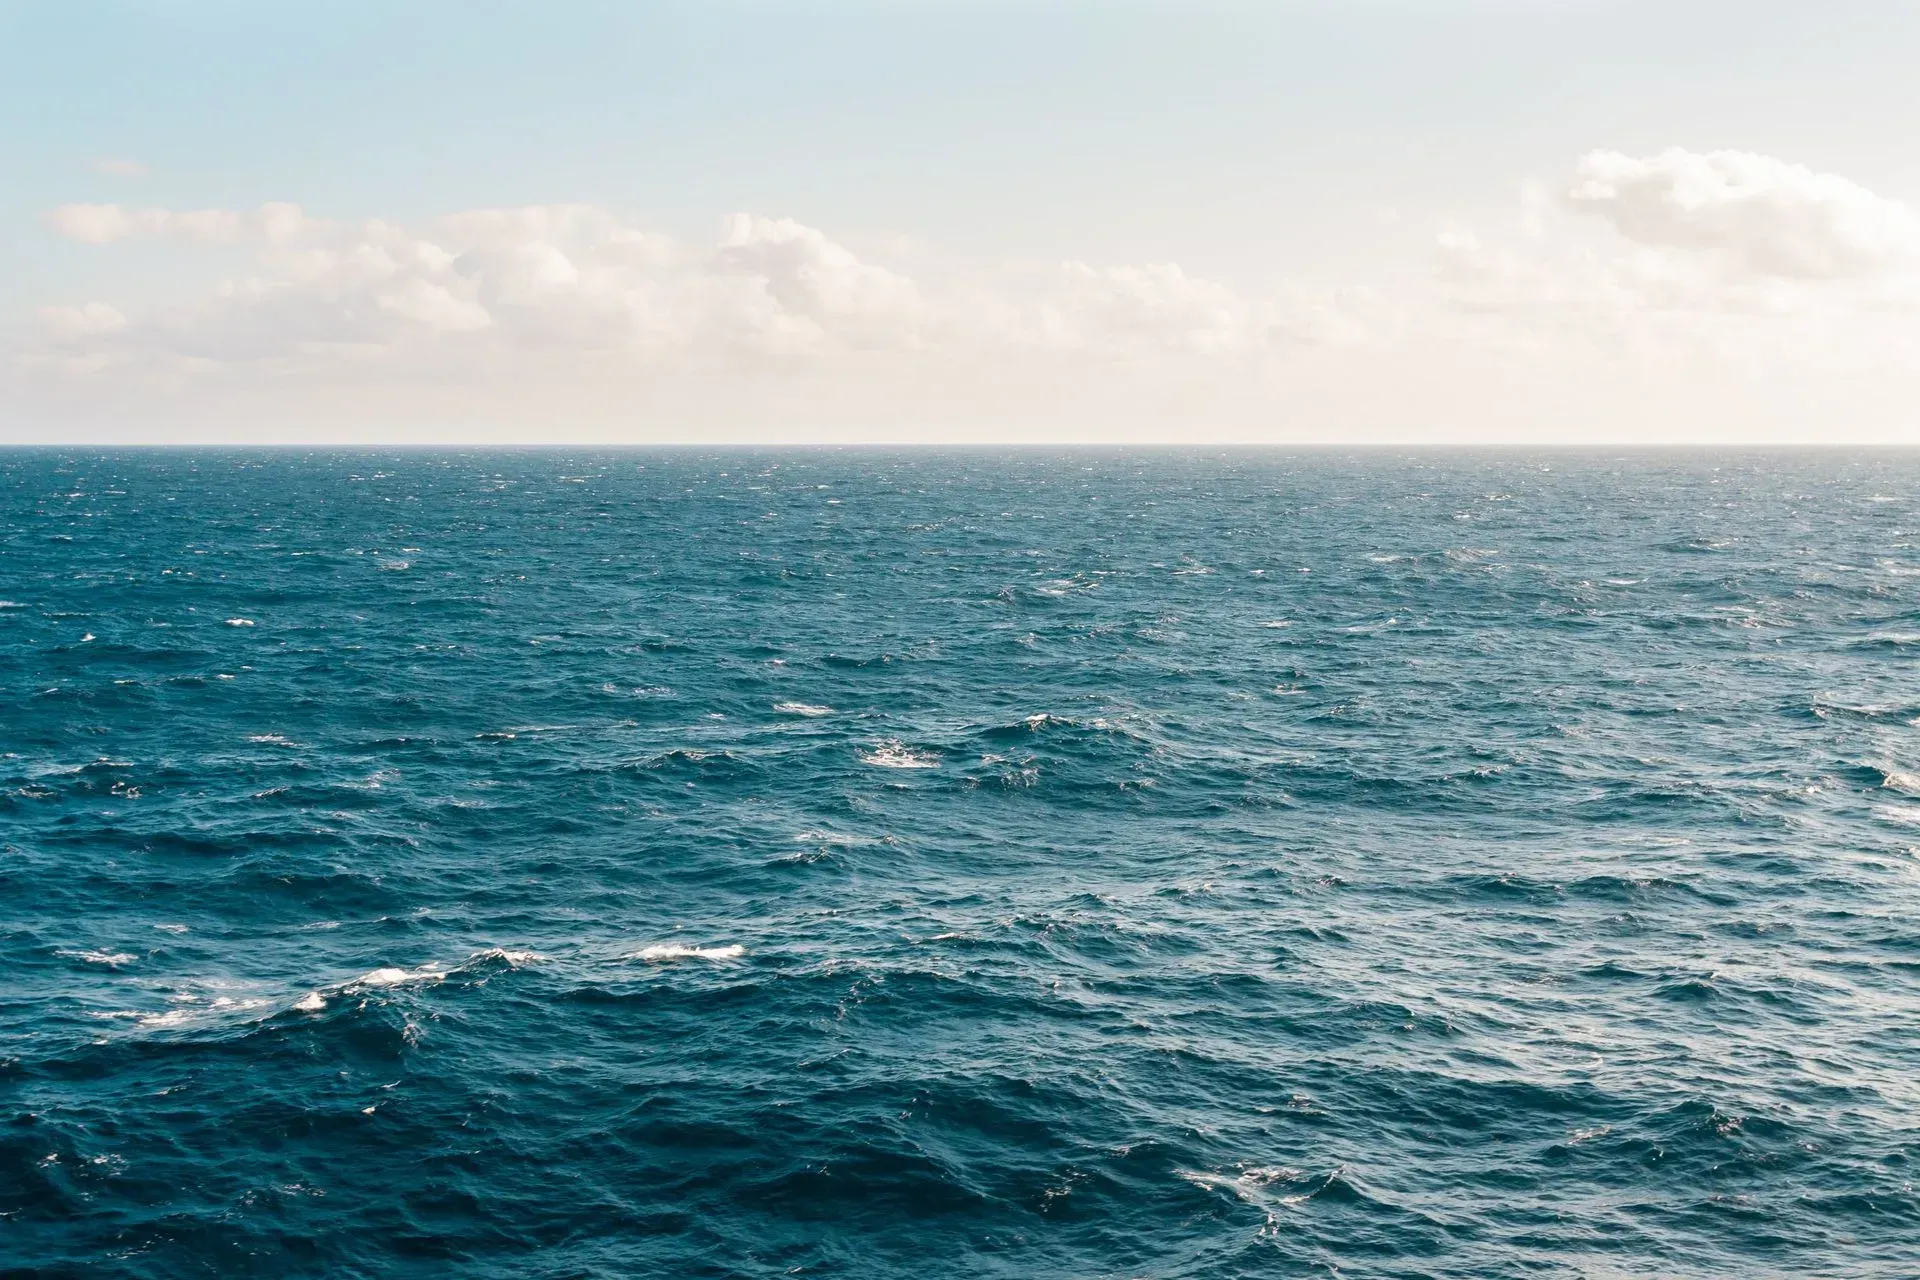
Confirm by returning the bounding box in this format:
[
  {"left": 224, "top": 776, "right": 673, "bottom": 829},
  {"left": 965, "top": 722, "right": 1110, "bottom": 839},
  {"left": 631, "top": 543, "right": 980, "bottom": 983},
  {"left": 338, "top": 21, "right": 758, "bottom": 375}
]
[{"left": 4, "top": 449, "right": 1919, "bottom": 1278}]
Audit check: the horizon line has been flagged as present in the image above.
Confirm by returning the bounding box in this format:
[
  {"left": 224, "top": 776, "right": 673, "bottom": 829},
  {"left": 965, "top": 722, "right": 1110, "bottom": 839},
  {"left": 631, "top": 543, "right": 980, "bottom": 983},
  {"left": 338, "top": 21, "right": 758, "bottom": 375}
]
[{"left": 7, "top": 441, "right": 1920, "bottom": 454}]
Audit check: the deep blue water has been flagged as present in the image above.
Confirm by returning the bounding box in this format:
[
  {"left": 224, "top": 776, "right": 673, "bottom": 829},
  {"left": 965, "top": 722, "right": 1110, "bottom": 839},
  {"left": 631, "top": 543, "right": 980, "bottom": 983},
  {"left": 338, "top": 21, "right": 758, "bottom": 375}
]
[{"left": 4, "top": 450, "right": 1920, "bottom": 1278}]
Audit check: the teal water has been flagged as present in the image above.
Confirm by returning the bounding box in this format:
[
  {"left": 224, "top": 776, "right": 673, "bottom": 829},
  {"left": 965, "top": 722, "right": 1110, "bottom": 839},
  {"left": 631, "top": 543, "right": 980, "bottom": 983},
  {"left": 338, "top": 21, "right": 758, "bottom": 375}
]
[{"left": 4, "top": 450, "right": 1919, "bottom": 1277}]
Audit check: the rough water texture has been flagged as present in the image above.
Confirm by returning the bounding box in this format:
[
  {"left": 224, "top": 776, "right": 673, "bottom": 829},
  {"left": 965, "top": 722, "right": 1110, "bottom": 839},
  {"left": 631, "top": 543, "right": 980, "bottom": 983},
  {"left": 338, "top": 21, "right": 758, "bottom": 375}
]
[{"left": 3, "top": 450, "right": 1919, "bottom": 1278}]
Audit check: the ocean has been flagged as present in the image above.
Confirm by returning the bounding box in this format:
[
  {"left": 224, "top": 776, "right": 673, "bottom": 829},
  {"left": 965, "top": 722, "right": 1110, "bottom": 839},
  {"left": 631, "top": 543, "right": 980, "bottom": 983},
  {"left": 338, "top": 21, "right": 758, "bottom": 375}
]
[{"left": 3, "top": 449, "right": 1918, "bottom": 1278}]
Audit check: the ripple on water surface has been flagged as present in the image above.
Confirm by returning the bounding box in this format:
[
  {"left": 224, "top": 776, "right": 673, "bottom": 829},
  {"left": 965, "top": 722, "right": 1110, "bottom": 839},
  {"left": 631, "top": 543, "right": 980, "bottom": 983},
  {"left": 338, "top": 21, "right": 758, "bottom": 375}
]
[{"left": 3, "top": 450, "right": 1920, "bottom": 1278}]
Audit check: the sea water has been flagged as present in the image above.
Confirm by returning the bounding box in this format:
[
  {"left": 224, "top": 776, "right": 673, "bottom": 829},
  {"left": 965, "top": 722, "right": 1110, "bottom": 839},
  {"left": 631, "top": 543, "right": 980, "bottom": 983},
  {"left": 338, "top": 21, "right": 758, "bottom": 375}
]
[{"left": 3, "top": 450, "right": 1918, "bottom": 1276}]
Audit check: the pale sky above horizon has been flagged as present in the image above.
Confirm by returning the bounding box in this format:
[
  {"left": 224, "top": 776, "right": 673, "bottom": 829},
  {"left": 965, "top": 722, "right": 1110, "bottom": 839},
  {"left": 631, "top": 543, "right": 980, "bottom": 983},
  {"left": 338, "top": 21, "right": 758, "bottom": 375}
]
[{"left": 5, "top": 0, "right": 1920, "bottom": 445}]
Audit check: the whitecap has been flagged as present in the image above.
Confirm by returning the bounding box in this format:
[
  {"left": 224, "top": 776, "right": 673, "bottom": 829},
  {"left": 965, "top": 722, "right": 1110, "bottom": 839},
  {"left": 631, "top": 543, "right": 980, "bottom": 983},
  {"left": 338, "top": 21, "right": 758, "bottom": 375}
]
[
  {"left": 348, "top": 963, "right": 446, "bottom": 989},
  {"left": 467, "top": 947, "right": 548, "bottom": 966},
  {"left": 132, "top": 993, "right": 273, "bottom": 1030},
  {"left": 225, "top": 618, "right": 254, "bottom": 627},
  {"left": 774, "top": 701, "right": 834, "bottom": 717},
  {"left": 860, "top": 739, "right": 940, "bottom": 769},
  {"left": 1177, "top": 1165, "right": 1303, "bottom": 1202},
  {"left": 291, "top": 948, "right": 542, "bottom": 1008},
  {"left": 628, "top": 943, "right": 746, "bottom": 963},
  {"left": 771, "top": 847, "right": 833, "bottom": 865},
  {"left": 1883, "top": 770, "right": 1920, "bottom": 795},
  {"left": 1260, "top": 620, "right": 1292, "bottom": 628},
  {"left": 61, "top": 949, "right": 138, "bottom": 966}
]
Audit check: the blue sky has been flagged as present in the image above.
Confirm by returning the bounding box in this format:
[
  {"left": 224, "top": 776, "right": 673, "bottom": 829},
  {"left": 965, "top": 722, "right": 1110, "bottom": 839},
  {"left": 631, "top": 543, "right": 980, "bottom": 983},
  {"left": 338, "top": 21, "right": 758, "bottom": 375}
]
[{"left": 6, "top": 1, "right": 1920, "bottom": 442}]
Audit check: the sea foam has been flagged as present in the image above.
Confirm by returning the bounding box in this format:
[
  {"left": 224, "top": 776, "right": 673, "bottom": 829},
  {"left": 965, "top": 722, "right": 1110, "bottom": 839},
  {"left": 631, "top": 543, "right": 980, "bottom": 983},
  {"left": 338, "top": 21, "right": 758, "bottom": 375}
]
[
  {"left": 859, "top": 739, "right": 939, "bottom": 769},
  {"left": 628, "top": 943, "right": 746, "bottom": 962}
]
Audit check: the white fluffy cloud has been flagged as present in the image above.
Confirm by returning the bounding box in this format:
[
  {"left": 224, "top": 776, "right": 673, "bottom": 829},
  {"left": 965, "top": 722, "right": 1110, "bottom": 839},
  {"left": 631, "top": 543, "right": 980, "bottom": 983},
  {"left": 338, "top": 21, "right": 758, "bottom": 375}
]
[
  {"left": 19, "top": 148, "right": 1920, "bottom": 442},
  {"left": 1441, "top": 148, "right": 1920, "bottom": 318},
  {"left": 1425, "top": 148, "right": 1920, "bottom": 396},
  {"left": 34, "top": 202, "right": 930, "bottom": 364},
  {"left": 31, "top": 200, "right": 1338, "bottom": 374},
  {"left": 1566, "top": 148, "right": 1920, "bottom": 280},
  {"left": 713, "top": 214, "right": 925, "bottom": 351}
]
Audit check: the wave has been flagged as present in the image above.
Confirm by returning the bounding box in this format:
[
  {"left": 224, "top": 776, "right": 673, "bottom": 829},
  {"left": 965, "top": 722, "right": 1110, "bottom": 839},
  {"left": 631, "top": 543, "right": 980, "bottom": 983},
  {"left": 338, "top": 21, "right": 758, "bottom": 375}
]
[
  {"left": 377, "top": 947, "right": 549, "bottom": 980},
  {"left": 1849, "top": 632, "right": 1920, "bottom": 650},
  {"left": 59, "top": 948, "right": 139, "bottom": 966},
  {"left": 627, "top": 943, "right": 746, "bottom": 962},
  {"left": 1880, "top": 769, "right": 1920, "bottom": 796},
  {"left": 1810, "top": 699, "right": 1920, "bottom": 722},
  {"left": 773, "top": 701, "right": 835, "bottom": 716},
  {"left": 1176, "top": 1163, "right": 1390, "bottom": 1235},
  {"left": 859, "top": 739, "right": 939, "bottom": 769},
  {"left": 793, "top": 829, "right": 874, "bottom": 846},
  {"left": 96, "top": 948, "right": 552, "bottom": 1031},
  {"left": 347, "top": 963, "right": 449, "bottom": 989}
]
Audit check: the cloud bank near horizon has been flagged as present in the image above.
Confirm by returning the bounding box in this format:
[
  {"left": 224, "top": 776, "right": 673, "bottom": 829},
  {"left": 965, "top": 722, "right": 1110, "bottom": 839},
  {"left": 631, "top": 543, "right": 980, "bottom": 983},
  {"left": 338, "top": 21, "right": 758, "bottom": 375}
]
[{"left": 14, "top": 148, "right": 1920, "bottom": 443}]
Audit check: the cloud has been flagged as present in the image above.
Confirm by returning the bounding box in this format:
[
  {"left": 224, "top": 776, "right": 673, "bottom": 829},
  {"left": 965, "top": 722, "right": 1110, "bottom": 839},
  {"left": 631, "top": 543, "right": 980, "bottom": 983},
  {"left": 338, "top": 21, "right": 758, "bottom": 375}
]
[
  {"left": 44, "top": 201, "right": 313, "bottom": 246},
  {"left": 1566, "top": 148, "right": 1920, "bottom": 279},
  {"left": 27, "top": 149, "right": 1920, "bottom": 442},
  {"left": 984, "top": 260, "right": 1369, "bottom": 359},
  {"left": 32, "top": 200, "right": 1339, "bottom": 374},
  {"left": 1037, "top": 262, "right": 1263, "bottom": 354},
  {"left": 26, "top": 202, "right": 953, "bottom": 376},
  {"left": 1443, "top": 148, "right": 1920, "bottom": 316},
  {"left": 38, "top": 303, "right": 129, "bottom": 343},
  {"left": 714, "top": 214, "right": 924, "bottom": 351},
  {"left": 1428, "top": 149, "right": 1920, "bottom": 386},
  {"left": 1435, "top": 226, "right": 1782, "bottom": 317},
  {"left": 90, "top": 158, "right": 148, "bottom": 178}
]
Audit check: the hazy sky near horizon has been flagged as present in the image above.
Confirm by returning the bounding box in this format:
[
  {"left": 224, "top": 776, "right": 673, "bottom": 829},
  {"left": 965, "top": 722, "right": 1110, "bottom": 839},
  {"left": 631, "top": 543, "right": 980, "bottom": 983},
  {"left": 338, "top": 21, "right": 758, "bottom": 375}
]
[{"left": 6, "top": 0, "right": 1920, "bottom": 444}]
